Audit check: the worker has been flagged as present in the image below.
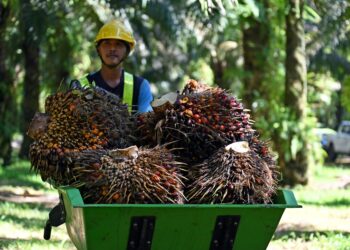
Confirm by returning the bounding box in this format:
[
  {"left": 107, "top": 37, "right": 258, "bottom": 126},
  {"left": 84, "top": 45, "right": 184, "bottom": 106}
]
[{"left": 76, "top": 20, "right": 153, "bottom": 113}]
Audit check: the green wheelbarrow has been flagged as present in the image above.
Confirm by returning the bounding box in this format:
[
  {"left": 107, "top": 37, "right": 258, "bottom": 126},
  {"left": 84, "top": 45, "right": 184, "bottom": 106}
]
[{"left": 45, "top": 187, "right": 301, "bottom": 250}]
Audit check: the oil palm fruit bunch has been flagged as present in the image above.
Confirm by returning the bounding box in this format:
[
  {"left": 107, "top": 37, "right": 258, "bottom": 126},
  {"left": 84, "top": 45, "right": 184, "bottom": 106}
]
[
  {"left": 29, "top": 87, "right": 133, "bottom": 184},
  {"left": 136, "top": 80, "right": 254, "bottom": 164},
  {"left": 186, "top": 141, "right": 279, "bottom": 204},
  {"left": 65, "top": 145, "right": 186, "bottom": 204}
]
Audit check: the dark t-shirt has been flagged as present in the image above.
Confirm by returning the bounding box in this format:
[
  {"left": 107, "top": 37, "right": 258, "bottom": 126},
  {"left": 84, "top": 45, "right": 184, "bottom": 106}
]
[{"left": 86, "top": 70, "right": 143, "bottom": 112}]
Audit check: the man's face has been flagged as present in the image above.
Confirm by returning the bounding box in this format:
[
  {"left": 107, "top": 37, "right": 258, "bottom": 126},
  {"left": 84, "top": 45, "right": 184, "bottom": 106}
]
[{"left": 97, "top": 39, "right": 128, "bottom": 68}]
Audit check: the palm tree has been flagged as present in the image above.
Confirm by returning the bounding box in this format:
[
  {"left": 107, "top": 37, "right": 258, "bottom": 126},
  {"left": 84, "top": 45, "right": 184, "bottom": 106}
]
[
  {"left": 281, "top": 0, "right": 308, "bottom": 185},
  {"left": 0, "top": 1, "right": 17, "bottom": 166}
]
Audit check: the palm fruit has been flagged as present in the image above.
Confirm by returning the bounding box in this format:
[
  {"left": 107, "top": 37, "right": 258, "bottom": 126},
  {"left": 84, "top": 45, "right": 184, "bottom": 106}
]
[
  {"left": 27, "top": 112, "right": 50, "bottom": 140},
  {"left": 136, "top": 79, "right": 254, "bottom": 164},
  {"left": 65, "top": 145, "right": 186, "bottom": 204},
  {"left": 29, "top": 87, "right": 133, "bottom": 184},
  {"left": 249, "top": 136, "right": 276, "bottom": 166},
  {"left": 182, "top": 79, "right": 211, "bottom": 94},
  {"left": 186, "top": 141, "right": 279, "bottom": 204},
  {"left": 135, "top": 110, "right": 160, "bottom": 145}
]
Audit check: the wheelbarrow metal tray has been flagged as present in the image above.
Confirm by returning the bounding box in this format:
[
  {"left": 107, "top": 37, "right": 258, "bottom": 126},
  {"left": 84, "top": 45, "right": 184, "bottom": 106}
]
[{"left": 58, "top": 187, "right": 301, "bottom": 250}]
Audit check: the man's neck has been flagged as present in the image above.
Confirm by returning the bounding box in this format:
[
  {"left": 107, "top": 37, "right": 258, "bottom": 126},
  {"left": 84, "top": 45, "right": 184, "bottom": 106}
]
[{"left": 100, "top": 65, "right": 123, "bottom": 88}]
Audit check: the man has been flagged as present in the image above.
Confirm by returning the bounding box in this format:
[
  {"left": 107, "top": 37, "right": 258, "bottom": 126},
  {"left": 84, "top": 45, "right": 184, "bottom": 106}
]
[
  {"left": 44, "top": 21, "right": 153, "bottom": 235},
  {"left": 78, "top": 20, "right": 153, "bottom": 113}
]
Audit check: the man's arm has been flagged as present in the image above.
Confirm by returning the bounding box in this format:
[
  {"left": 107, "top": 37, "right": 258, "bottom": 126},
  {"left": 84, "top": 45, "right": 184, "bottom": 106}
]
[{"left": 138, "top": 79, "right": 153, "bottom": 113}]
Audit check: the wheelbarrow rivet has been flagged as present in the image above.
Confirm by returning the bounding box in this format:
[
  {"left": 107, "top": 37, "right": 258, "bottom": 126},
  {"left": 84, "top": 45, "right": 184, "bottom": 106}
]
[
  {"left": 133, "top": 223, "right": 138, "bottom": 228},
  {"left": 146, "top": 241, "right": 151, "bottom": 245},
  {"left": 129, "top": 241, "right": 135, "bottom": 247}
]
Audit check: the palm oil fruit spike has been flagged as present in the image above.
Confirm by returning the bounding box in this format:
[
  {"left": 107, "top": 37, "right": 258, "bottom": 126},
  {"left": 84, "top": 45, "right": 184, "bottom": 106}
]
[
  {"left": 187, "top": 141, "right": 279, "bottom": 204},
  {"left": 67, "top": 146, "right": 186, "bottom": 204},
  {"left": 29, "top": 87, "right": 133, "bottom": 185}
]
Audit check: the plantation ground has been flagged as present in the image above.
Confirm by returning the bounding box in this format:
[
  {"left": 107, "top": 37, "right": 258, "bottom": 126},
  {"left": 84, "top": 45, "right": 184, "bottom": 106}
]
[
  {"left": 0, "top": 161, "right": 349, "bottom": 250},
  {"left": 268, "top": 161, "right": 350, "bottom": 250}
]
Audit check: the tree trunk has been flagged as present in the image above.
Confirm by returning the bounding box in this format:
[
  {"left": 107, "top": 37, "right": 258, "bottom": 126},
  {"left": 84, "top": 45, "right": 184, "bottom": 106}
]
[
  {"left": 18, "top": 1, "right": 40, "bottom": 159},
  {"left": 210, "top": 55, "right": 228, "bottom": 89},
  {"left": 242, "top": 0, "right": 270, "bottom": 115},
  {"left": 19, "top": 43, "right": 40, "bottom": 159},
  {"left": 335, "top": 90, "right": 343, "bottom": 129},
  {"left": 281, "top": 0, "right": 309, "bottom": 185},
  {"left": 0, "top": 2, "right": 16, "bottom": 167}
]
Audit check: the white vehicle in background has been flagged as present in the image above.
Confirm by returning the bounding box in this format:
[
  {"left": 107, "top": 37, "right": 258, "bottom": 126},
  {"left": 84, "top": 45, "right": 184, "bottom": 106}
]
[{"left": 323, "top": 121, "right": 350, "bottom": 162}]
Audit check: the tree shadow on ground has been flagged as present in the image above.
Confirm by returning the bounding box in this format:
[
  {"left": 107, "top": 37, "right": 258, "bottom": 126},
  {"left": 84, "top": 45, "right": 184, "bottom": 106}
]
[
  {"left": 2, "top": 200, "right": 52, "bottom": 211},
  {"left": 0, "top": 237, "right": 74, "bottom": 249},
  {"left": 0, "top": 177, "right": 47, "bottom": 190},
  {"left": 273, "top": 229, "right": 350, "bottom": 241},
  {"left": 0, "top": 161, "right": 51, "bottom": 190},
  {"left": 300, "top": 198, "right": 350, "bottom": 207},
  {"left": 0, "top": 190, "right": 59, "bottom": 208},
  {"left": 2, "top": 214, "right": 47, "bottom": 230}
]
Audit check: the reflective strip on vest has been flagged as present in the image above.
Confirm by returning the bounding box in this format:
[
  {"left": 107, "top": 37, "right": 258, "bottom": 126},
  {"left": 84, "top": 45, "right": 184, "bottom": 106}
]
[
  {"left": 79, "top": 72, "right": 134, "bottom": 112},
  {"left": 79, "top": 75, "right": 96, "bottom": 88},
  {"left": 123, "top": 71, "right": 134, "bottom": 112}
]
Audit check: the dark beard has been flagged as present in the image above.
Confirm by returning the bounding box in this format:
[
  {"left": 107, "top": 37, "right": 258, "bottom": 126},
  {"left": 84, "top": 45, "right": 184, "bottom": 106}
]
[
  {"left": 99, "top": 54, "right": 126, "bottom": 69},
  {"left": 105, "top": 62, "right": 121, "bottom": 68}
]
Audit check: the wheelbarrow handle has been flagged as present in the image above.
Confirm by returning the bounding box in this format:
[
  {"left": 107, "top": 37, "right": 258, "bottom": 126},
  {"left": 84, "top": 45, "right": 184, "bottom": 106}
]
[
  {"left": 43, "top": 197, "right": 66, "bottom": 240},
  {"left": 44, "top": 221, "right": 52, "bottom": 240}
]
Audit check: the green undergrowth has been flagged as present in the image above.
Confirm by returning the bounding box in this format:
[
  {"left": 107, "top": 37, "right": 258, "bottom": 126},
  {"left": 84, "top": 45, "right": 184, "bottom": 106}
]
[
  {"left": 269, "top": 163, "right": 350, "bottom": 249},
  {"left": 0, "top": 160, "right": 56, "bottom": 194},
  {"left": 271, "top": 231, "right": 350, "bottom": 250},
  {"left": 0, "top": 160, "right": 72, "bottom": 249},
  {"left": 293, "top": 164, "right": 350, "bottom": 207}
]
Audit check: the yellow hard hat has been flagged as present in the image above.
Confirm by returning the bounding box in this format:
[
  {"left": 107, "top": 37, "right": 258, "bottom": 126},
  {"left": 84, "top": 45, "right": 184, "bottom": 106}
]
[{"left": 95, "top": 20, "right": 136, "bottom": 51}]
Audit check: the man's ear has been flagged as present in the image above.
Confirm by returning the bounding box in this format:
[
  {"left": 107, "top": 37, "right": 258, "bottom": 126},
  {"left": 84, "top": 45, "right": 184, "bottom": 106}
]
[{"left": 96, "top": 46, "right": 101, "bottom": 57}]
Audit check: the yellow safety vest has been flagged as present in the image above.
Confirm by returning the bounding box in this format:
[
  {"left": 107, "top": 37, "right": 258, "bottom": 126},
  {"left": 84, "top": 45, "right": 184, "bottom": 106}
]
[{"left": 79, "top": 71, "right": 134, "bottom": 112}]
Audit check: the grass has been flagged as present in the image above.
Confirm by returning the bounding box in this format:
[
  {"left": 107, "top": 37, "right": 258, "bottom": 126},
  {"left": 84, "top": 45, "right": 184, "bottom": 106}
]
[
  {"left": 270, "top": 231, "right": 350, "bottom": 250},
  {"left": 1, "top": 161, "right": 350, "bottom": 249},
  {"left": 295, "top": 190, "right": 350, "bottom": 206},
  {"left": 0, "top": 202, "right": 74, "bottom": 250},
  {"left": 0, "top": 160, "right": 56, "bottom": 193},
  {"left": 0, "top": 239, "right": 73, "bottom": 250},
  {"left": 293, "top": 164, "right": 350, "bottom": 207},
  {"left": 0, "top": 160, "right": 74, "bottom": 250},
  {"left": 267, "top": 164, "right": 350, "bottom": 250}
]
